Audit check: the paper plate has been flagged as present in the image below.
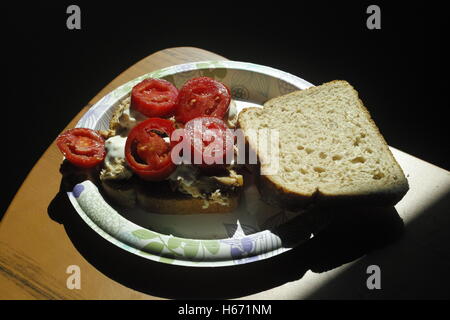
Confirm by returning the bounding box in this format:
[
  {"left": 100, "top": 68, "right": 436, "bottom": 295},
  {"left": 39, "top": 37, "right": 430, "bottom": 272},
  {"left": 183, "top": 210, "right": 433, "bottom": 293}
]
[{"left": 68, "top": 60, "right": 314, "bottom": 267}]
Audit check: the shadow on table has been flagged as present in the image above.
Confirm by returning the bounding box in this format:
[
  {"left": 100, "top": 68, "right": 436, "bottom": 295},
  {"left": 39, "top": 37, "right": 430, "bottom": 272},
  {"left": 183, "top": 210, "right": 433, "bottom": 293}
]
[
  {"left": 304, "top": 189, "right": 450, "bottom": 300},
  {"left": 48, "top": 179, "right": 404, "bottom": 299}
]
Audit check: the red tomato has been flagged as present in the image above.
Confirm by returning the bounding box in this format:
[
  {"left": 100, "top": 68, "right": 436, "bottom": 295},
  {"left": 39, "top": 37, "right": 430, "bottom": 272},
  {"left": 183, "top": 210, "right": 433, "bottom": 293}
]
[
  {"left": 184, "top": 117, "right": 234, "bottom": 169},
  {"left": 125, "top": 118, "right": 176, "bottom": 181},
  {"left": 131, "top": 78, "right": 179, "bottom": 118},
  {"left": 175, "top": 77, "right": 231, "bottom": 124},
  {"left": 56, "top": 128, "right": 106, "bottom": 168}
]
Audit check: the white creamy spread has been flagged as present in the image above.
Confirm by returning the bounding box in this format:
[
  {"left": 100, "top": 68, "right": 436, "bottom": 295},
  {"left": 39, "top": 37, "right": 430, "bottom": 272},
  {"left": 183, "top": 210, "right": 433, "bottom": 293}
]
[
  {"left": 100, "top": 135, "right": 133, "bottom": 181},
  {"left": 105, "top": 135, "right": 126, "bottom": 159}
]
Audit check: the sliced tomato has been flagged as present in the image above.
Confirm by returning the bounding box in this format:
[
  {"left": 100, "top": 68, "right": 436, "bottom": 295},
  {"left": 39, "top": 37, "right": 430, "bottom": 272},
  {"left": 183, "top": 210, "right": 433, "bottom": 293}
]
[
  {"left": 56, "top": 128, "right": 106, "bottom": 168},
  {"left": 125, "top": 118, "right": 176, "bottom": 181},
  {"left": 184, "top": 117, "right": 234, "bottom": 170},
  {"left": 131, "top": 78, "right": 179, "bottom": 118},
  {"left": 175, "top": 77, "right": 231, "bottom": 124}
]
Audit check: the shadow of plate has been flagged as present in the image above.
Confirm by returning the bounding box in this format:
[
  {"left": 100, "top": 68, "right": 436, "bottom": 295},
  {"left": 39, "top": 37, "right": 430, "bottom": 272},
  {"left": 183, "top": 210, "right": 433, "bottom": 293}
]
[{"left": 48, "top": 178, "right": 404, "bottom": 299}]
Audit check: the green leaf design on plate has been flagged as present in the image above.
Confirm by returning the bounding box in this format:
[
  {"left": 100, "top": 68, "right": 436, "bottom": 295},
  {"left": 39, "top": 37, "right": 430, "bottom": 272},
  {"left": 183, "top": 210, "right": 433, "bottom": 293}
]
[
  {"left": 201, "top": 240, "right": 220, "bottom": 255},
  {"left": 162, "top": 74, "right": 175, "bottom": 85},
  {"left": 138, "top": 250, "right": 153, "bottom": 257},
  {"left": 149, "top": 68, "right": 171, "bottom": 79},
  {"left": 196, "top": 62, "right": 227, "bottom": 80},
  {"left": 214, "top": 68, "right": 227, "bottom": 79},
  {"left": 159, "top": 253, "right": 175, "bottom": 264},
  {"left": 200, "top": 68, "right": 227, "bottom": 80},
  {"left": 143, "top": 241, "right": 165, "bottom": 254},
  {"left": 167, "top": 237, "right": 182, "bottom": 250},
  {"left": 196, "top": 62, "right": 212, "bottom": 70},
  {"left": 132, "top": 229, "right": 159, "bottom": 240},
  {"left": 183, "top": 240, "right": 200, "bottom": 259},
  {"left": 159, "top": 256, "right": 175, "bottom": 264}
]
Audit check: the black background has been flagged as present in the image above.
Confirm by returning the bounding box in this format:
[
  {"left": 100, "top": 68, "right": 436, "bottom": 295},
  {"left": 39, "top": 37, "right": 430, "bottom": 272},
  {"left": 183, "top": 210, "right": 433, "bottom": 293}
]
[{"left": 3, "top": 2, "right": 447, "bottom": 218}]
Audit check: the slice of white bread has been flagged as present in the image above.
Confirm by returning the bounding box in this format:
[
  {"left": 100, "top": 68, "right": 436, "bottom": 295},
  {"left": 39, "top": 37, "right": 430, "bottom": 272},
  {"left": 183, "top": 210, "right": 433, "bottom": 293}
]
[{"left": 238, "top": 80, "right": 409, "bottom": 210}]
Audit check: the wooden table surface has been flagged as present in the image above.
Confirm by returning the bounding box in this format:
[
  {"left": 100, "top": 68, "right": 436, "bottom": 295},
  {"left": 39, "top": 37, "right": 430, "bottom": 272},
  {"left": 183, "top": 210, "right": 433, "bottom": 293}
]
[
  {"left": 1, "top": 47, "right": 449, "bottom": 300},
  {"left": 0, "top": 47, "right": 226, "bottom": 299}
]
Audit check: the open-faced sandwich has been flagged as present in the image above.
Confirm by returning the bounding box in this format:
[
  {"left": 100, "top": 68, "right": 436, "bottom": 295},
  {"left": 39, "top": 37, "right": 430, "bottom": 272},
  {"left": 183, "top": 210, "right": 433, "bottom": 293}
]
[{"left": 57, "top": 76, "right": 244, "bottom": 214}]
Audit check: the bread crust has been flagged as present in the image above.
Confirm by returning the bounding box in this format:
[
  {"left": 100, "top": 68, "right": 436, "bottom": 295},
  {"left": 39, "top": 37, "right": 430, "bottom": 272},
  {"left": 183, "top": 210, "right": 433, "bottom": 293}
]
[
  {"left": 136, "top": 190, "right": 241, "bottom": 214},
  {"left": 238, "top": 81, "right": 409, "bottom": 210}
]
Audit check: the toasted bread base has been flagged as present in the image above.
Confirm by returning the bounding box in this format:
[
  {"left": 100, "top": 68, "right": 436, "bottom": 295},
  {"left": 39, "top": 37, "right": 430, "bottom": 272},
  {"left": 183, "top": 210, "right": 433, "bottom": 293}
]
[
  {"left": 136, "top": 191, "right": 241, "bottom": 214},
  {"left": 100, "top": 178, "right": 241, "bottom": 215}
]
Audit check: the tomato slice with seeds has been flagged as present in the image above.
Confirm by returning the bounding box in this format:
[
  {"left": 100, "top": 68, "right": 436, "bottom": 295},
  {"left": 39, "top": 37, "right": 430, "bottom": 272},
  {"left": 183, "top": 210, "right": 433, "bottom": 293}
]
[
  {"left": 175, "top": 77, "right": 231, "bottom": 124},
  {"left": 125, "top": 118, "right": 176, "bottom": 181},
  {"left": 131, "top": 78, "right": 179, "bottom": 118},
  {"left": 184, "top": 117, "right": 234, "bottom": 170},
  {"left": 56, "top": 128, "right": 106, "bottom": 168}
]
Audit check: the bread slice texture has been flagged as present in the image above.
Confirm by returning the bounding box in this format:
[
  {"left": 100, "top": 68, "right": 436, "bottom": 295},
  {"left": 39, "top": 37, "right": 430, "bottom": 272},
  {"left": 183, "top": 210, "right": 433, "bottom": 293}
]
[{"left": 238, "top": 80, "right": 409, "bottom": 210}]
